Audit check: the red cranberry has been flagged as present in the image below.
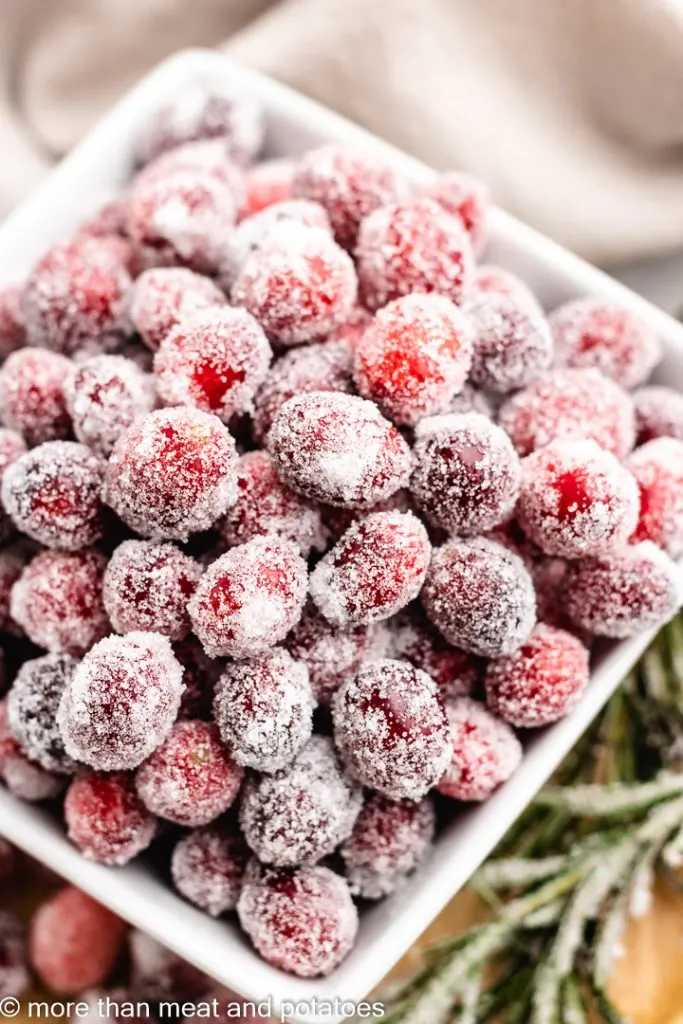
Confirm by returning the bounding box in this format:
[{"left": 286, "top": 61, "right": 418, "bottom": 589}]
[
  {"left": 438, "top": 697, "right": 522, "bottom": 799},
  {"left": 64, "top": 771, "right": 157, "bottom": 866},
  {"left": 466, "top": 293, "right": 553, "bottom": 393},
  {"left": 242, "top": 159, "right": 295, "bottom": 217},
  {"left": 0, "top": 543, "right": 30, "bottom": 633},
  {"left": 627, "top": 437, "right": 683, "bottom": 557},
  {"left": 0, "top": 698, "right": 63, "bottom": 801},
  {"left": 171, "top": 823, "right": 249, "bottom": 917},
  {"left": 130, "top": 266, "right": 227, "bottom": 351},
  {"left": 7, "top": 653, "right": 79, "bottom": 773},
  {"left": 389, "top": 606, "right": 479, "bottom": 702},
  {"left": 471, "top": 264, "right": 540, "bottom": 311},
  {"left": 332, "top": 658, "right": 451, "bottom": 800},
  {"left": 0, "top": 348, "right": 72, "bottom": 446},
  {"left": 65, "top": 355, "right": 156, "bottom": 457},
  {"left": 426, "top": 171, "right": 488, "bottom": 254},
  {"left": 0, "top": 285, "right": 27, "bottom": 359},
  {"left": 633, "top": 385, "right": 683, "bottom": 444}
]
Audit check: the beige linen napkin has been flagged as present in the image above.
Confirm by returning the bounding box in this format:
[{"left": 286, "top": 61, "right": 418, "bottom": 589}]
[{"left": 4, "top": 0, "right": 683, "bottom": 263}]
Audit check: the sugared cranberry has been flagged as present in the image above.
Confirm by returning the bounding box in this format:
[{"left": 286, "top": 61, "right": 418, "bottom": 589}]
[
  {"left": 103, "top": 408, "right": 238, "bottom": 542},
  {"left": 188, "top": 536, "right": 307, "bottom": 658},
  {"left": 240, "top": 735, "right": 361, "bottom": 866},
  {"left": 154, "top": 307, "right": 271, "bottom": 422},
  {"left": 7, "top": 653, "right": 79, "bottom": 773},
  {"left": 389, "top": 606, "right": 479, "bottom": 701},
  {"left": 253, "top": 341, "right": 354, "bottom": 444},
  {"left": 426, "top": 170, "right": 488, "bottom": 254},
  {"left": 550, "top": 297, "right": 661, "bottom": 390},
  {"left": 22, "top": 238, "right": 131, "bottom": 356},
  {"left": 64, "top": 771, "right": 157, "bottom": 866},
  {"left": 77, "top": 191, "right": 130, "bottom": 240},
  {"left": 137, "top": 78, "right": 264, "bottom": 166},
  {"left": 633, "top": 385, "right": 683, "bottom": 444},
  {"left": 268, "top": 391, "right": 412, "bottom": 508},
  {"left": 102, "top": 540, "right": 203, "bottom": 640},
  {"left": 411, "top": 413, "right": 521, "bottom": 534},
  {"left": 518, "top": 439, "right": 639, "bottom": 558},
  {"left": 0, "top": 348, "right": 72, "bottom": 446},
  {"left": 213, "top": 649, "right": 315, "bottom": 772},
  {"left": 0, "top": 543, "right": 30, "bottom": 632},
  {"left": 341, "top": 793, "right": 435, "bottom": 900},
  {"left": 11, "top": 549, "right": 109, "bottom": 655},
  {"left": 326, "top": 304, "right": 373, "bottom": 349},
  {"left": 130, "top": 267, "right": 227, "bottom": 351},
  {"left": 171, "top": 823, "right": 249, "bottom": 917},
  {"left": 30, "top": 887, "right": 128, "bottom": 992},
  {"left": 0, "top": 285, "right": 26, "bottom": 359},
  {"left": 332, "top": 658, "right": 451, "bottom": 800},
  {"left": 466, "top": 293, "right": 553, "bottom": 393},
  {"left": 0, "top": 912, "right": 29, "bottom": 997},
  {"left": 354, "top": 293, "right": 473, "bottom": 426},
  {"left": 242, "top": 159, "right": 295, "bottom": 217},
  {"left": 238, "top": 861, "right": 357, "bottom": 979},
  {"left": 2, "top": 442, "right": 104, "bottom": 551},
  {"left": 284, "top": 604, "right": 387, "bottom": 706},
  {"left": 498, "top": 368, "right": 635, "bottom": 459},
  {"left": 627, "top": 437, "right": 683, "bottom": 556},
  {"left": 319, "top": 488, "right": 415, "bottom": 547},
  {"left": 564, "top": 542, "right": 680, "bottom": 638},
  {"left": 293, "top": 144, "right": 405, "bottom": 249},
  {"left": 126, "top": 171, "right": 237, "bottom": 275},
  {"left": 422, "top": 537, "right": 536, "bottom": 657},
  {"left": 355, "top": 196, "right": 474, "bottom": 310},
  {"left": 232, "top": 222, "right": 357, "bottom": 345},
  {"left": 139, "top": 138, "right": 246, "bottom": 206},
  {"left": 0, "top": 698, "right": 63, "bottom": 801},
  {"left": 0, "top": 429, "right": 27, "bottom": 541},
  {"left": 485, "top": 623, "right": 591, "bottom": 727},
  {"left": 470, "top": 264, "right": 540, "bottom": 311},
  {"left": 311, "top": 511, "right": 431, "bottom": 627},
  {"left": 65, "top": 355, "right": 156, "bottom": 457},
  {"left": 58, "top": 631, "right": 185, "bottom": 771},
  {"left": 220, "top": 451, "right": 324, "bottom": 556},
  {"left": 438, "top": 697, "right": 522, "bottom": 799},
  {"left": 135, "top": 719, "right": 243, "bottom": 827}
]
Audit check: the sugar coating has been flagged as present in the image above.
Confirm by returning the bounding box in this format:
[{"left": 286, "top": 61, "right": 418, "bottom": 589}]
[
  {"left": 103, "top": 407, "right": 238, "bottom": 542},
  {"left": 422, "top": 536, "right": 537, "bottom": 657},
  {"left": 237, "top": 861, "right": 358, "bottom": 978},
  {"left": 188, "top": 536, "right": 308, "bottom": 658},
  {"left": 0, "top": 699, "right": 63, "bottom": 801},
  {"left": 485, "top": 623, "right": 591, "bottom": 728},
  {"left": 627, "top": 437, "right": 683, "bottom": 557},
  {"left": 411, "top": 412, "right": 521, "bottom": 534},
  {"left": 425, "top": 170, "right": 489, "bottom": 255},
  {"left": 293, "top": 143, "right": 405, "bottom": 249},
  {"left": 354, "top": 293, "right": 473, "bottom": 426},
  {"left": 77, "top": 190, "right": 130, "bottom": 240},
  {"left": 242, "top": 158, "right": 295, "bottom": 217},
  {"left": 22, "top": 238, "right": 132, "bottom": 357},
  {"left": 58, "top": 631, "right": 185, "bottom": 771},
  {"left": 102, "top": 540, "right": 203, "bottom": 640},
  {"left": 29, "top": 887, "right": 128, "bottom": 993},
  {"left": 564, "top": 541, "right": 681, "bottom": 639},
  {"left": 528, "top": 553, "right": 592, "bottom": 642},
  {"left": 213, "top": 648, "right": 315, "bottom": 772},
  {"left": 7, "top": 653, "right": 79, "bottom": 773},
  {"left": 268, "top": 391, "right": 412, "bottom": 508},
  {"left": 0, "top": 348, "right": 72, "bottom": 446},
  {"left": 498, "top": 368, "right": 636, "bottom": 459},
  {"left": 633, "top": 385, "right": 683, "bottom": 444},
  {"left": 341, "top": 793, "right": 435, "bottom": 900},
  {"left": 65, "top": 355, "right": 156, "bottom": 457},
  {"left": 0, "top": 428, "right": 27, "bottom": 542},
  {"left": 135, "top": 719, "right": 243, "bottom": 827},
  {"left": 326, "top": 304, "right": 373, "bottom": 349},
  {"left": 311, "top": 511, "right": 431, "bottom": 627},
  {"left": 319, "top": 487, "right": 415, "bottom": 547},
  {"left": 138, "top": 138, "right": 246, "bottom": 209},
  {"left": 388, "top": 606, "right": 479, "bottom": 701},
  {"left": 2, "top": 441, "right": 104, "bottom": 551},
  {"left": 355, "top": 196, "right": 474, "bottom": 311},
  {"left": 232, "top": 222, "right": 357, "bottom": 346},
  {"left": 137, "top": 76, "right": 264, "bottom": 167},
  {"left": 220, "top": 451, "right": 325, "bottom": 557},
  {"left": 332, "top": 658, "right": 451, "bottom": 800},
  {"left": 437, "top": 696, "right": 522, "bottom": 800},
  {"left": 220, "top": 199, "right": 330, "bottom": 288},
  {"left": 154, "top": 306, "right": 272, "bottom": 422},
  {"left": 131, "top": 266, "right": 227, "bottom": 351},
  {"left": 0, "top": 911, "right": 30, "bottom": 997},
  {"left": 518, "top": 439, "right": 639, "bottom": 559},
  {"left": 284, "top": 604, "right": 388, "bottom": 706},
  {"left": 466, "top": 293, "right": 553, "bottom": 393},
  {"left": 64, "top": 771, "right": 157, "bottom": 866},
  {"left": 550, "top": 296, "right": 661, "bottom": 390},
  {"left": 171, "top": 823, "right": 249, "bottom": 917},
  {"left": 0, "top": 284, "right": 27, "bottom": 359},
  {"left": 253, "top": 341, "right": 354, "bottom": 444},
  {"left": 240, "top": 735, "right": 361, "bottom": 866},
  {"left": 470, "top": 264, "right": 541, "bottom": 312},
  {"left": 127, "top": 170, "right": 237, "bottom": 275}
]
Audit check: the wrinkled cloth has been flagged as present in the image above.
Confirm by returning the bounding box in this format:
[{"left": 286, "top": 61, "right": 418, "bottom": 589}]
[{"left": 3, "top": 0, "right": 683, "bottom": 263}]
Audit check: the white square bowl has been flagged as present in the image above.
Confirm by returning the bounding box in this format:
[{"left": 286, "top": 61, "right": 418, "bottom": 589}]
[{"left": 0, "top": 49, "right": 682, "bottom": 1024}]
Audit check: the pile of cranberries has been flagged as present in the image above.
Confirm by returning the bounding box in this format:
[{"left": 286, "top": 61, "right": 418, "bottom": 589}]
[{"left": 0, "top": 74, "right": 679, "bottom": 981}]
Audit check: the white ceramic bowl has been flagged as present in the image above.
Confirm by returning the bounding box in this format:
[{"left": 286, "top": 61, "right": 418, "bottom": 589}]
[{"left": 0, "top": 49, "right": 682, "bottom": 1024}]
